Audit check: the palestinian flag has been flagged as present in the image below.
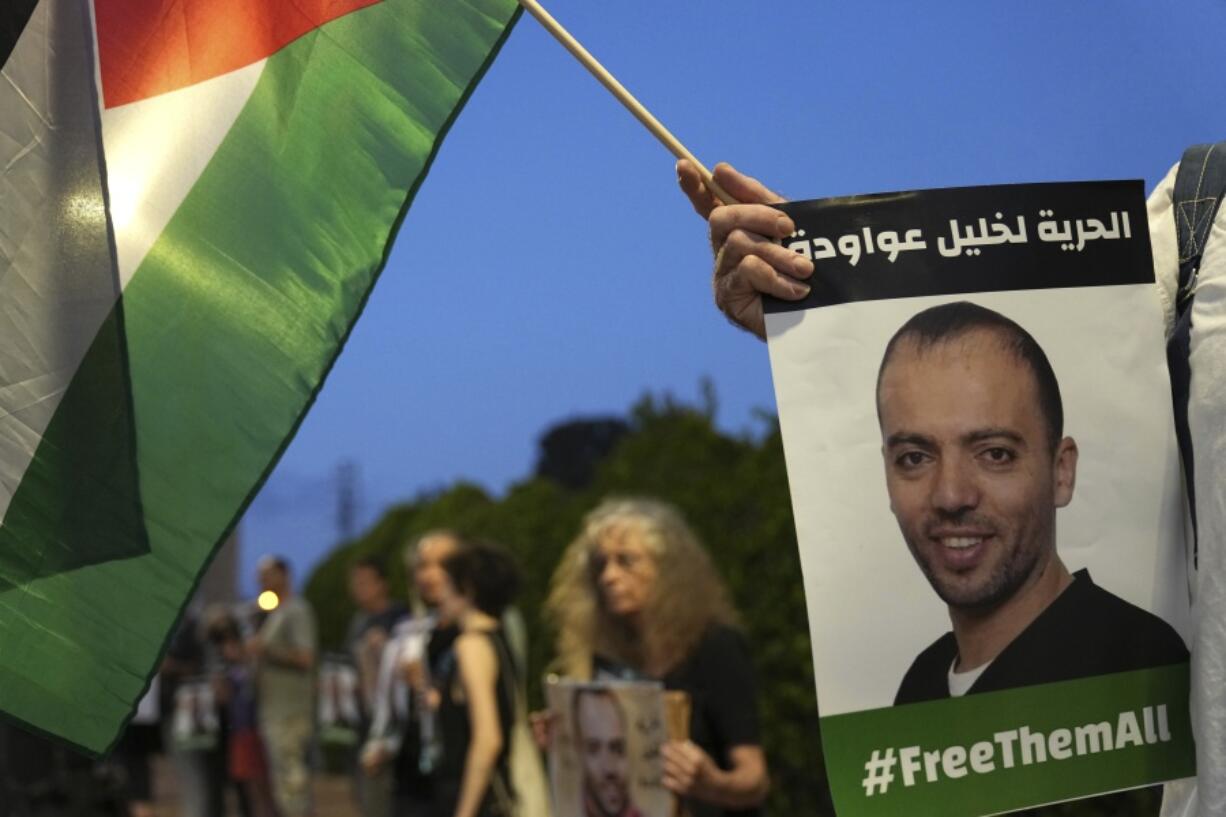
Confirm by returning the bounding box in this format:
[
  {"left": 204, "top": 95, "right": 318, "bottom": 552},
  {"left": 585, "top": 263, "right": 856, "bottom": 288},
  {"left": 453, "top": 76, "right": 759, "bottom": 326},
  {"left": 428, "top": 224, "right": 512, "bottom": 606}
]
[{"left": 0, "top": 0, "right": 520, "bottom": 753}]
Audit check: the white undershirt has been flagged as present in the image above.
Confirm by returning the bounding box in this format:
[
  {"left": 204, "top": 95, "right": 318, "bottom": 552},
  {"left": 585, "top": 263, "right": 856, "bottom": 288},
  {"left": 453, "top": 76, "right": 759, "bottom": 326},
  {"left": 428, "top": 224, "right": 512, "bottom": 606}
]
[{"left": 947, "top": 657, "right": 992, "bottom": 697}]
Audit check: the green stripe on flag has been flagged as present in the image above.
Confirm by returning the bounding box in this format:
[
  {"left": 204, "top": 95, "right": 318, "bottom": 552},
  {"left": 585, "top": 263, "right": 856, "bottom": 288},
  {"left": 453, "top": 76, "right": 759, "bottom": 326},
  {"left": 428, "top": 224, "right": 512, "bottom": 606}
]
[{"left": 0, "top": 0, "right": 521, "bottom": 753}]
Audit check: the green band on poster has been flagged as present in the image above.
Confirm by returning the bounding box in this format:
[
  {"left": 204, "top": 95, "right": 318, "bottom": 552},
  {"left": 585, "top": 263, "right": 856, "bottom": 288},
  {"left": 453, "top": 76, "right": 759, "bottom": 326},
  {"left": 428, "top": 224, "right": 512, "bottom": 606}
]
[{"left": 821, "top": 663, "right": 1194, "bottom": 816}]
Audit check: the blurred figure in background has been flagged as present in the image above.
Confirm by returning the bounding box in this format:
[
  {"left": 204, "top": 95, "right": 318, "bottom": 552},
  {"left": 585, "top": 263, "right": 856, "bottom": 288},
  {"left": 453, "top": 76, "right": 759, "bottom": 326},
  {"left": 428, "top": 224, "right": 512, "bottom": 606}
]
[
  {"left": 111, "top": 681, "right": 161, "bottom": 817},
  {"left": 249, "top": 555, "right": 317, "bottom": 817},
  {"left": 347, "top": 556, "right": 410, "bottom": 709},
  {"left": 364, "top": 531, "right": 546, "bottom": 817},
  {"left": 430, "top": 538, "right": 522, "bottom": 817},
  {"left": 547, "top": 498, "right": 769, "bottom": 817},
  {"left": 362, "top": 530, "right": 462, "bottom": 815},
  {"left": 209, "top": 612, "right": 278, "bottom": 817},
  {"left": 0, "top": 721, "right": 127, "bottom": 816},
  {"left": 160, "top": 610, "right": 225, "bottom": 817},
  {"left": 345, "top": 555, "right": 409, "bottom": 816}
]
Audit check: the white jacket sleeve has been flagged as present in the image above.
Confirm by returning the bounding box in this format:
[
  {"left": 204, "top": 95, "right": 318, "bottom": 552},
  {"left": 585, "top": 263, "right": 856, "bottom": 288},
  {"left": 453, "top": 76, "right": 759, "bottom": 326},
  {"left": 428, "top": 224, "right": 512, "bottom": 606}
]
[
  {"left": 1148, "top": 163, "right": 1181, "bottom": 336},
  {"left": 1152, "top": 161, "right": 1200, "bottom": 817},
  {"left": 1152, "top": 153, "right": 1226, "bottom": 817}
]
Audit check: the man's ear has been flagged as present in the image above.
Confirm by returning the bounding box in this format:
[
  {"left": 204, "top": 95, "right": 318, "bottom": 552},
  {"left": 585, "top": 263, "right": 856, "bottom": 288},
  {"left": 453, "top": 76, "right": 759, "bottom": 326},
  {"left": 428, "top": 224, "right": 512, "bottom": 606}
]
[{"left": 1053, "top": 437, "right": 1078, "bottom": 508}]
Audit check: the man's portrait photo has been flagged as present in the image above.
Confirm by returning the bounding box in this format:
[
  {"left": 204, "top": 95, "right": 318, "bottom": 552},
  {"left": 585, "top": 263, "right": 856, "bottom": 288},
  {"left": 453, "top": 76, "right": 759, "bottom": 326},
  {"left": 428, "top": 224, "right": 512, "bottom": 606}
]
[
  {"left": 547, "top": 680, "right": 671, "bottom": 817},
  {"left": 573, "top": 687, "right": 642, "bottom": 817},
  {"left": 761, "top": 184, "right": 1198, "bottom": 811},
  {"left": 765, "top": 284, "right": 1191, "bottom": 717},
  {"left": 875, "top": 302, "right": 1188, "bottom": 704}
]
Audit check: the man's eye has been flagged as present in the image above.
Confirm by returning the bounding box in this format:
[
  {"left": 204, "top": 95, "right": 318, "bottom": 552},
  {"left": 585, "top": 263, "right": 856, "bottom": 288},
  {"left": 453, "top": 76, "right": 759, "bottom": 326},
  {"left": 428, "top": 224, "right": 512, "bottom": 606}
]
[
  {"left": 981, "top": 447, "right": 1015, "bottom": 464},
  {"left": 896, "top": 451, "right": 928, "bottom": 468}
]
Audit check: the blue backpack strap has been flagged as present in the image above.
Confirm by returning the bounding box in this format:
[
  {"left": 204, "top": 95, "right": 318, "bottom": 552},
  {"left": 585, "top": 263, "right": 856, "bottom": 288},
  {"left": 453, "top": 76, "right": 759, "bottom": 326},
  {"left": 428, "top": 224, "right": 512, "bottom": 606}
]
[{"left": 1167, "top": 141, "right": 1226, "bottom": 566}]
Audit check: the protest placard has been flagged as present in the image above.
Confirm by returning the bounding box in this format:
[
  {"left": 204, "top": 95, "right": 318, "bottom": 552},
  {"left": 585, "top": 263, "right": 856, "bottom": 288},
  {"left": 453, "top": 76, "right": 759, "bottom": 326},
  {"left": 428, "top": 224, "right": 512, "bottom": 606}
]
[
  {"left": 766, "top": 181, "right": 1194, "bottom": 815},
  {"left": 547, "top": 679, "right": 673, "bottom": 817}
]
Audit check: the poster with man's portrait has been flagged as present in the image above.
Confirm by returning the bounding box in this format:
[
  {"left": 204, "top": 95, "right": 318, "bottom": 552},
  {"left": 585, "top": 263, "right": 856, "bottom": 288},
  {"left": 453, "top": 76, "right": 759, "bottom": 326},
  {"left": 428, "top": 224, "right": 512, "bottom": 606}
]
[
  {"left": 546, "top": 679, "right": 672, "bottom": 817},
  {"left": 764, "top": 181, "right": 1194, "bottom": 816}
]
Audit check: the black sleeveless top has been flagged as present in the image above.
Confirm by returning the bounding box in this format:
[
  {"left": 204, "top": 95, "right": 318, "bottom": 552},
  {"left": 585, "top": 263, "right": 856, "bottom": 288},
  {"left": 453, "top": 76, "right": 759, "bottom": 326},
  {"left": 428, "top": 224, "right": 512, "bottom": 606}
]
[{"left": 432, "top": 627, "right": 517, "bottom": 817}]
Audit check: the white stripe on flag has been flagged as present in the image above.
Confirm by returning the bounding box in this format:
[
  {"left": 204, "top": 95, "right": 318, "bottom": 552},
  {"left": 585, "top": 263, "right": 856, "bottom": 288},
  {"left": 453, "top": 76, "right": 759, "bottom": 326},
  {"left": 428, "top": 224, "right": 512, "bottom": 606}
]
[{"left": 98, "top": 59, "right": 266, "bottom": 286}]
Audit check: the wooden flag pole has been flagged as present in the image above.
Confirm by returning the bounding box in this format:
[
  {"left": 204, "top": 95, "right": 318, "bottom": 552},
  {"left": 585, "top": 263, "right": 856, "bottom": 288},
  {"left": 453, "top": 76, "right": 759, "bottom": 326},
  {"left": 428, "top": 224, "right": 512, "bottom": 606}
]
[{"left": 516, "top": 0, "right": 736, "bottom": 206}]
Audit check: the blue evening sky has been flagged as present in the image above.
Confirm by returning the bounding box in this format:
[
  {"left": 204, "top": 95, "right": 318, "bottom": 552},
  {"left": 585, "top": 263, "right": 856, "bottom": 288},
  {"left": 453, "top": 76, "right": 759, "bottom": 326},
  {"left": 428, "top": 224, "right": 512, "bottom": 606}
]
[{"left": 239, "top": 0, "right": 1226, "bottom": 594}]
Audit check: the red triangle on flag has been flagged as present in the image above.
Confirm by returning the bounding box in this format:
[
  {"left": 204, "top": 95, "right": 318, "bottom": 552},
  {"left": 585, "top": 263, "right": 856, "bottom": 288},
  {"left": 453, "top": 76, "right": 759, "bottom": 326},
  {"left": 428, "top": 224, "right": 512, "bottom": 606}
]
[{"left": 94, "top": 0, "right": 381, "bottom": 108}]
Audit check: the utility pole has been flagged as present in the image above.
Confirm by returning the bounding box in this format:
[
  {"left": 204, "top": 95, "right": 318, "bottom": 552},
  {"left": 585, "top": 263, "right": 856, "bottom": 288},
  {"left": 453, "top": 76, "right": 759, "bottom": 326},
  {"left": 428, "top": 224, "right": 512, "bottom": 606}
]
[{"left": 337, "top": 460, "right": 359, "bottom": 543}]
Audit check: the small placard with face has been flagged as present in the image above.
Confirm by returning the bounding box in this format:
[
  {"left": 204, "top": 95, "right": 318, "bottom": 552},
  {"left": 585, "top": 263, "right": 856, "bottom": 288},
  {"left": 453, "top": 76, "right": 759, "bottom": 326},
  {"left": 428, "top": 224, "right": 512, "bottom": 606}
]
[
  {"left": 171, "top": 677, "right": 219, "bottom": 752},
  {"left": 546, "top": 679, "right": 672, "bottom": 817},
  {"left": 764, "top": 181, "right": 1194, "bottom": 816},
  {"left": 318, "top": 654, "right": 363, "bottom": 744}
]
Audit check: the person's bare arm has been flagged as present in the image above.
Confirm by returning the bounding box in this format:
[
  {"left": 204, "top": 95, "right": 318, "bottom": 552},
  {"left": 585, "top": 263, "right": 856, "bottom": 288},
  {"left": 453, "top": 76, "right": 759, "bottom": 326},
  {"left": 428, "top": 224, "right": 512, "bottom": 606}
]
[
  {"left": 660, "top": 741, "right": 770, "bottom": 809},
  {"left": 278, "top": 645, "right": 315, "bottom": 670},
  {"left": 255, "top": 639, "right": 314, "bottom": 671},
  {"left": 676, "top": 160, "right": 813, "bottom": 339},
  {"left": 247, "top": 634, "right": 315, "bottom": 671},
  {"left": 452, "top": 634, "right": 504, "bottom": 817}
]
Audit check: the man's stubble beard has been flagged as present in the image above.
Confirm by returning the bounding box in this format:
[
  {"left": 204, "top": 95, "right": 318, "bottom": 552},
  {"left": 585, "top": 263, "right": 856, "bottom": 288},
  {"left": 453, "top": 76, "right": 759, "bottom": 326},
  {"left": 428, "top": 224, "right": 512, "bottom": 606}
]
[
  {"left": 904, "top": 504, "right": 1055, "bottom": 613},
  {"left": 584, "top": 782, "right": 629, "bottom": 817}
]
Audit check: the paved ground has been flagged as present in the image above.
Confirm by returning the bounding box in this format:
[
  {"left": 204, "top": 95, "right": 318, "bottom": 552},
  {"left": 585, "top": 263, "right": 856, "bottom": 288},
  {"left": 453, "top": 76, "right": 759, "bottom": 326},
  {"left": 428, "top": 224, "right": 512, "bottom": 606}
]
[{"left": 150, "top": 757, "right": 360, "bottom": 817}]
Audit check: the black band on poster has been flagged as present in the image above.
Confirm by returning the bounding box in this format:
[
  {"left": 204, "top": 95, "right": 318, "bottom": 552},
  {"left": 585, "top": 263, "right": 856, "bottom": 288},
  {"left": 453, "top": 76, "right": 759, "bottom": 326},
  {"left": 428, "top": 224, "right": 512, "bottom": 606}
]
[{"left": 764, "top": 180, "right": 1153, "bottom": 314}]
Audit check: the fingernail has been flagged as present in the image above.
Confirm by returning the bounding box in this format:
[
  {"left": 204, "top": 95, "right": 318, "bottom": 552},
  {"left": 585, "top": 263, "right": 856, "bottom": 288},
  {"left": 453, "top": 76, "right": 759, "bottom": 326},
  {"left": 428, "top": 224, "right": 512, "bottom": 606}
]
[
  {"left": 794, "top": 257, "right": 815, "bottom": 276},
  {"left": 777, "top": 217, "right": 795, "bottom": 237},
  {"left": 791, "top": 282, "right": 811, "bottom": 299}
]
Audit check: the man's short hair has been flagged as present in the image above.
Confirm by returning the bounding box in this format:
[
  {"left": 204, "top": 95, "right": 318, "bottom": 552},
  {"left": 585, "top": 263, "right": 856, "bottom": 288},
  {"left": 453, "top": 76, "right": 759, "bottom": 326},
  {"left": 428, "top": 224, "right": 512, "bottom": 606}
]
[
  {"left": 350, "top": 554, "right": 388, "bottom": 580},
  {"left": 258, "top": 554, "right": 291, "bottom": 575},
  {"left": 876, "top": 301, "right": 1064, "bottom": 451},
  {"left": 572, "top": 687, "right": 625, "bottom": 739}
]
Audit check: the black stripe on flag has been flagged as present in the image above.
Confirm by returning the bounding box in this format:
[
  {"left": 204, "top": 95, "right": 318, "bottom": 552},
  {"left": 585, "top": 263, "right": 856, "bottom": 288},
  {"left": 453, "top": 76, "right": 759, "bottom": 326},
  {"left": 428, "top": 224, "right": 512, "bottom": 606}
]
[
  {"left": 1, "top": 0, "right": 39, "bottom": 69},
  {"left": 0, "top": 0, "right": 150, "bottom": 592}
]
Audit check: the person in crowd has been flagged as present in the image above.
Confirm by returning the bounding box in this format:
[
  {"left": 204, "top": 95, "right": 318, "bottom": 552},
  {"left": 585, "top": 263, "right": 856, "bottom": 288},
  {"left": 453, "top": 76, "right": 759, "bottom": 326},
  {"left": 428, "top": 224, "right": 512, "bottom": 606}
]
[
  {"left": 545, "top": 498, "right": 769, "bottom": 817},
  {"left": 160, "top": 609, "right": 226, "bottom": 817},
  {"left": 0, "top": 721, "right": 128, "bottom": 815},
  {"left": 428, "top": 537, "right": 523, "bottom": 817},
  {"left": 347, "top": 555, "right": 411, "bottom": 708},
  {"left": 362, "top": 530, "right": 463, "bottom": 815},
  {"left": 248, "top": 555, "right": 318, "bottom": 817},
  {"left": 345, "top": 555, "right": 410, "bottom": 815},
  {"left": 112, "top": 682, "right": 161, "bottom": 817},
  {"left": 209, "top": 612, "right": 279, "bottom": 817}
]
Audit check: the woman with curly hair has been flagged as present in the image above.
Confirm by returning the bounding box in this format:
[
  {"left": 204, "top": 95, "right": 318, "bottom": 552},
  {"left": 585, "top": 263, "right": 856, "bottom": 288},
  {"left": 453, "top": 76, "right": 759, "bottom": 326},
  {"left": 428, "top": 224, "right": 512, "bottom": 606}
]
[{"left": 547, "top": 498, "right": 769, "bottom": 817}]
